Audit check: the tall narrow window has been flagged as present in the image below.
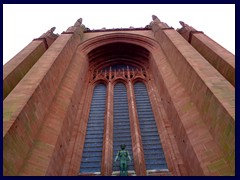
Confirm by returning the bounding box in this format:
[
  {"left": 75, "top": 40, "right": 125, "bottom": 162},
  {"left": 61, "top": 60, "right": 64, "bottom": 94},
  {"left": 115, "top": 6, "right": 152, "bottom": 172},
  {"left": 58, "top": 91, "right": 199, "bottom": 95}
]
[
  {"left": 134, "top": 82, "right": 168, "bottom": 170},
  {"left": 80, "top": 83, "right": 106, "bottom": 173},
  {"left": 113, "top": 83, "right": 134, "bottom": 171}
]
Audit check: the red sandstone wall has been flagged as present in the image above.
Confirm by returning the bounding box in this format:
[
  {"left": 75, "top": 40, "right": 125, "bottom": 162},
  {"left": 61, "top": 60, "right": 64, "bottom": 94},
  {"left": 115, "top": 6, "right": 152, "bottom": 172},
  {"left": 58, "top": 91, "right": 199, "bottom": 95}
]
[
  {"left": 3, "top": 32, "right": 59, "bottom": 100},
  {"left": 190, "top": 33, "right": 235, "bottom": 86},
  {"left": 150, "top": 21, "right": 235, "bottom": 174},
  {"left": 3, "top": 27, "right": 235, "bottom": 176},
  {"left": 149, "top": 48, "right": 232, "bottom": 175},
  {"left": 147, "top": 75, "right": 188, "bottom": 175},
  {"left": 151, "top": 21, "right": 234, "bottom": 174},
  {"left": 20, "top": 50, "right": 89, "bottom": 175},
  {"left": 61, "top": 77, "right": 92, "bottom": 175},
  {"left": 3, "top": 40, "right": 47, "bottom": 99},
  {"left": 177, "top": 27, "right": 235, "bottom": 87},
  {"left": 3, "top": 32, "right": 82, "bottom": 175}
]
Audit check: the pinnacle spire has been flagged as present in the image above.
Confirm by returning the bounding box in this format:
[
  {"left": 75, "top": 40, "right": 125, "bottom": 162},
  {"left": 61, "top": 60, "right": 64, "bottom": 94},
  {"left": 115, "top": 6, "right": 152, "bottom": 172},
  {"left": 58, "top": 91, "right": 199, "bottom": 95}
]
[
  {"left": 50, "top": 27, "right": 56, "bottom": 32},
  {"left": 152, "top": 15, "right": 161, "bottom": 22},
  {"left": 39, "top": 27, "right": 58, "bottom": 38},
  {"left": 74, "top": 18, "right": 83, "bottom": 27},
  {"left": 179, "top": 21, "right": 186, "bottom": 27},
  {"left": 178, "top": 21, "right": 197, "bottom": 31},
  {"left": 150, "top": 15, "right": 170, "bottom": 29}
]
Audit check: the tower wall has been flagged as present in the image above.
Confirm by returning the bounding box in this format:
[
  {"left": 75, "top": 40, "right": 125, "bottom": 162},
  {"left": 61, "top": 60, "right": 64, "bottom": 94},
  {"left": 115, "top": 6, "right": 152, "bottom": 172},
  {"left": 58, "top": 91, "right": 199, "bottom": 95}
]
[
  {"left": 190, "top": 33, "right": 235, "bottom": 86},
  {"left": 151, "top": 17, "right": 234, "bottom": 175},
  {"left": 3, "top": 17, "right": 235, "bottom": 176},
  {"left": 3, "top": 34, "right": 58, "bottom": 100},
  {"left": 177, "top": 23, "right": 235, "bottom": 86},
  {"left": 3, "top": 25, "right": 84, "bottom": 175}
]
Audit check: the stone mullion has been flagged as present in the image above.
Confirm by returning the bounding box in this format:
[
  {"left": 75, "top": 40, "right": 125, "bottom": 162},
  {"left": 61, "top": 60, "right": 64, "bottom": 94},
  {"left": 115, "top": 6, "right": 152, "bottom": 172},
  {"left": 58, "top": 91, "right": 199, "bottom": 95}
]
[
  {"left": 101, "top": 82, "right": 114, "bottom": 175},
  {"left": 127, "top": 80, "right": 146, "bottom": 176}
]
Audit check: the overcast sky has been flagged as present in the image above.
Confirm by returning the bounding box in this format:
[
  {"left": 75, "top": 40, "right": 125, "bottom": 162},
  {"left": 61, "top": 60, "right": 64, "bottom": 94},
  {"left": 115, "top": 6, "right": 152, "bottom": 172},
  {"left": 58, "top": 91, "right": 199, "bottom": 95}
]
[{"left": 3, "top": 4, "right": 235, "bottom": 65}]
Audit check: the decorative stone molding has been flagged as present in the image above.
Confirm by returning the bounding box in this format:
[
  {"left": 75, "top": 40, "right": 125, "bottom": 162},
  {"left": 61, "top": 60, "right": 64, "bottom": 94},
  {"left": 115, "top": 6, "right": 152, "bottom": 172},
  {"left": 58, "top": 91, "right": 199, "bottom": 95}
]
[
  {"left": 90, "top": 66, "right": 147, "bottom": 84},
  {"left": 150, "top": 15, "right": 170, "bottom": 30},
  {"left": 177, "top": 21, "right": 204, "bottom": 42},
  {"left": 39, "top": 27, "right": 59, "bottom": 39},
  {"left": 34, "top": 27, "right": 59, "bottom": 49},
  {"left": 65, "top": 18, "right": 85, "bottom": 39}
]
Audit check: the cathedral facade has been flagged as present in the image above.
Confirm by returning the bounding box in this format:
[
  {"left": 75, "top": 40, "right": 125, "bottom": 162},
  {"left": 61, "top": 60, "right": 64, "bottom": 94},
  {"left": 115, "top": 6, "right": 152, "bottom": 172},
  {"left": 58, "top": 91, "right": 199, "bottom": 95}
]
[{"left": 3, "top": 16, "right": 235, "bottom": 176}]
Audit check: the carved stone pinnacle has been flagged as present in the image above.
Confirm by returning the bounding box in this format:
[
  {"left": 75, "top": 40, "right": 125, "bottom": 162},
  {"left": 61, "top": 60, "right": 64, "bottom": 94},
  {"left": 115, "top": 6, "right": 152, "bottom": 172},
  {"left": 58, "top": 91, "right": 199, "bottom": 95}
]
[
  {"left": 152, "top": 15, "right": 158, "bottom": 20},
  {"left": 74, "top": 18, "right": 83, "bottom": 26},
  {"left": 179, "top": 21, "right": 186, "bottom": 27},
  {"left": 50, "top": 27, "right": 56, "bottom": 32}
]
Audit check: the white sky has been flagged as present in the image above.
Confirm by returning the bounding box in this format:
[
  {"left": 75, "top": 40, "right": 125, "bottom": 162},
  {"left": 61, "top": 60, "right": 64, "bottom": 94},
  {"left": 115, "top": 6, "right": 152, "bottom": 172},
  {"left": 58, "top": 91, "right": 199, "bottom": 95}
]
[{"left": 3, "top": 4, "right": 235, "bottom": 65}]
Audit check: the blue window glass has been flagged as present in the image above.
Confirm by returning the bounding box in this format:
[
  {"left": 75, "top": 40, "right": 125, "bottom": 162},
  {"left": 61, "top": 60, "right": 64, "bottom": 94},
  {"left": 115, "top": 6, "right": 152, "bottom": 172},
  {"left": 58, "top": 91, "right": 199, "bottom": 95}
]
[
  {"left": 80, "top": 83, "right": 106, "bottom": 173},
  {"left": 113, "top": 83, "right": 134, "bottom": 171},
  {"left": 134, "top": 82, "right": 168, "bottom": 170}
]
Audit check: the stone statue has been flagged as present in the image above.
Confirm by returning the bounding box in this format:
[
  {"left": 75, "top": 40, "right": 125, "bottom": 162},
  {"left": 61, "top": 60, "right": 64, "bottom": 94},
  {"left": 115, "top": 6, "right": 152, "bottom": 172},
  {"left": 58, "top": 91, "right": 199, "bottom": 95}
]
[
  {"left": 66, "top": 18, "right": 84, "bottom": 33},
  {"left": 179, "top": 21, "right": 186, "bottom": 27},
  {"left": 152, "top": 15, "right": 158, "bottom": 21},
  {"left": 152, "top": 15, "right": 161, "bottom": 23},
  {"left": 179, "top": 21, "right": 196, "bottom": 31},
  {"left": 150, "top": 15, "right": 170, "bottom": 28},
  {"left": 50, "top": 27, "right": 56, "bottom": 32},
  {"left": 114, "top": 144, "right": 131, "bottom": 176},
  {"left": 39, "top": 27, "right": 56, "bottom": 38},
  {"left": 74, "top": 18, "right": 82, "bottom": 26}
]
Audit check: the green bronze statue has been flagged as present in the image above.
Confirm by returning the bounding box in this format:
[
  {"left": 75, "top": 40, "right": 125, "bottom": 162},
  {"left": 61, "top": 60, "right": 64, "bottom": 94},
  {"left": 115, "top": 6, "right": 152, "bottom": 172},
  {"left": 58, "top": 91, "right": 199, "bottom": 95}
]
[{"left": 114, "top": 144, "right": 132, "bottom": 176}]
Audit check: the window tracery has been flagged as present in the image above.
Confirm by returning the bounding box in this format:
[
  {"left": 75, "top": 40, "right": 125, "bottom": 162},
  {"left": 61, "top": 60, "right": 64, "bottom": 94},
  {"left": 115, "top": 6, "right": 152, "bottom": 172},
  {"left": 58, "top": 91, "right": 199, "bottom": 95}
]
[
  {"left": 91, "top": 64, "right": 147, "bottom": 83},
  {"left": 80, "top": 63, "right": 168, "bottom": 174}
]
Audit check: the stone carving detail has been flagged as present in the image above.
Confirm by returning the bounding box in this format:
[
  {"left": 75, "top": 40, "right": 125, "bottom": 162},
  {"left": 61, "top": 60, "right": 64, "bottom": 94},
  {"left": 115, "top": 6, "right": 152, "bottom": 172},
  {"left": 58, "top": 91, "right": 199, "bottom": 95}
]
[
  {"left": 84, "top": 26, "right": 150, "bottom": 32},
  {"left": 66, "top": 18, "right": 85, "bottom": 35},
  {"left": 39, "top": 27, "right": 58, "bottom": 39},
  {"left": 152, "top": 15, "right": 161, "bottom": 23},
  {"left": 145, "top": 25, "right": 151, "bottom": 29},
  {"left": 179, "top": 21, "right": 196, "bottom": 31},
  {"left": 84, "top": 27, "right": 91, "bottom": 32},
  {"left": 50, "top": 27, "right": 56, "bottom": 32},
  {"left": 74, "top": 18, "right": 82, "bottom": 27},
  {"left": 150, "top": 15, "right": 169, "bottom": 29},
  {"left": 179, "top": 21, "right": 186, "bottom": 27},
  {"left": 91, "top": 66, "right": 147, "bottom": 83}
]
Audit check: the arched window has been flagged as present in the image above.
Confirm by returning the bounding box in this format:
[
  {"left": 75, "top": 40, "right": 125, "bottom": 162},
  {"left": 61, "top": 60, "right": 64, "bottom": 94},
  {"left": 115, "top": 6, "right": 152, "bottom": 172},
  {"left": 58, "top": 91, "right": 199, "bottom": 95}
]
[
  {"left": 80, "top": 83, "right": 106, "bottom": 173},
  {"left": 134, "top": 82, "right": 168, "bottom": 170},
  {"left": 80, "top": 66, "right": 169, "bottom": 174},
  {"left": 113, "top": 83, "right": 134, "bottom": 171}
]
